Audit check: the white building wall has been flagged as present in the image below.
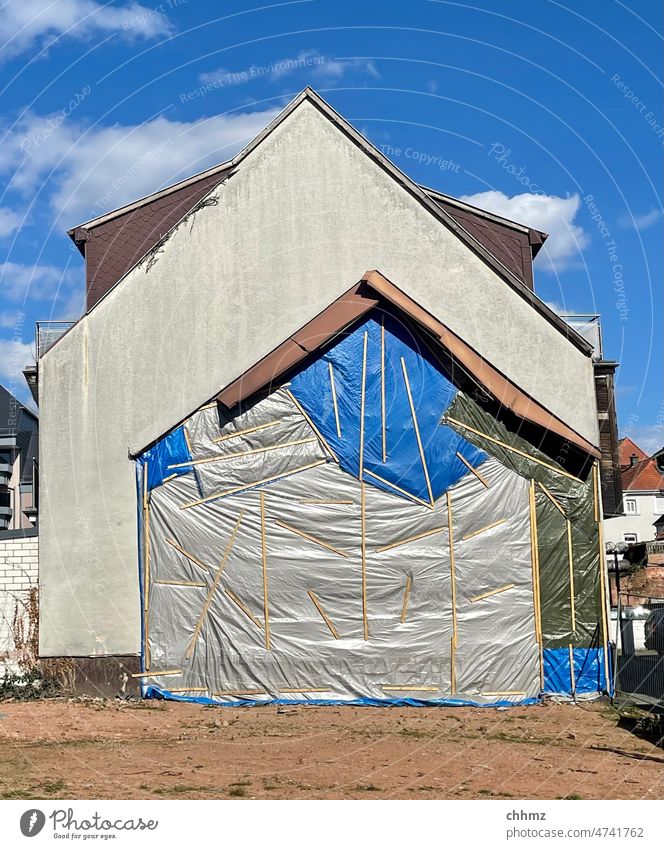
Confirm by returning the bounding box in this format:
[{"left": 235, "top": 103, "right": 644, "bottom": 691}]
[
  {"left": 39, "top": 97, "right": 599, "bottom": 656},
  {"left": 0, "top": 532, "right": 38, "bottom": 672},
  {"left": 604, "top": 492, "right": 664, "bottom": 543}
]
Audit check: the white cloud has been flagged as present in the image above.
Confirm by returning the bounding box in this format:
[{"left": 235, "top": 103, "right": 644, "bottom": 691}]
[
  {"left": 198, "top": 50, "right": 380, "bottom": 88},
  {"left": 0, "top": 261, "right": 76, "bottom": 302},
  {"left": 460, "top": 190, "right": 588, "bottom": 273},
  {"left": 0, "top": 207, "right": 23, "bottom": 237},
  {"left": 1, "top": 106, "right": 281, "bottom": 222},
  {"left": 618, "top": 209, "right": 662, "bottom": 231},
  {"left": 307, "top": 54, "right": 380, "bottom": 83},
  {"left": 0, "top": 0, "right": 173, "bottom": 61},
  {"left": 0, "top": 338, "right": 35, "bottom": 384}
]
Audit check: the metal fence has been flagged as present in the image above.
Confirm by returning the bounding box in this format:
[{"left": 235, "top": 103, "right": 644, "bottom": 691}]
[{"left": 613, "top": 593, "right": 664, "bottom": 713}]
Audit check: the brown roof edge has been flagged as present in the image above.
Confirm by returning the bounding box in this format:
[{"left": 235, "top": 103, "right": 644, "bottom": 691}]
[{"left": 216, "top": 269, "right": 600, "bottom": 458}]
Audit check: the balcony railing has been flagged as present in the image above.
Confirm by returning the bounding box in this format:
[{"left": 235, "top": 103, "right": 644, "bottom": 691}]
[{"left": 36, "top": 321, "right": 75, "bottom": 359}]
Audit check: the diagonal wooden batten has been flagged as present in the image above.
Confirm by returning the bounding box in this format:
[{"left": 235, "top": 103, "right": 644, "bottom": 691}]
[
  {"left": 260, "top": 491, "right": 271, "bottom": 651},
  {"left": 592, "top": 461, "right": 600, "bottom": 523},
  {"left": 455, "top": 451, "right": 489, "bottom": 487},
  {"left": 470, "top": 583, "right": 516, "bottom": 603},
  {"left": 450, "top": 636, "right": 456, "bottom": 695},
  {"left": 328, "top": 362, "right": 342, "bottom": 438},
  {"left": 400, "top": 575, "right": 412, "bottom": 623},
  {"left": 444, "top": 416, "right": 583, "bottom": 482},
  {"left": 183, "top": 425, "right": 193, "bottom": 454},
  {"left": 213, "top": 420, "right": 281, "bottom": 444},
  {"left": 401, "top": 356, "right": 434, "bottom": 506},
  {"left": 359, "top": 331, "right": 368, "bottom": 480},
  {"left": 538, "top": 481, "right": 566, "bottom": 516},
  {"left": 224, "top": 587, "right": 263, "bottom": 631},
  {"left": 308, "top": 590, "right": 341, "bottom": 639},
  {"left": 168, "top": 437, "right": 317, "bottom": 468},
  {"left": 361, "top": 481, "right": 368, "bottom": 641},
  {"left": 185, "top": 511, "right": 245, "bottom": 659},
  {"left": 381, "top": 315, "right": 387, "bottom": 463},
  {"left": 131, "top": 669, "right": 182, "bottom": 678},
  {"left": 213, "top": 687, "right": 332, "bottom": 697},
  {"left": 363, "top": 468, "right": 434, "bottom": 510},
  {"left": 162, "top": 472, "right": 178, "bottom": 483},
  {"left": 461, "top": 518, "right": 507, "bottom": 541},
  {"left": 275, "top": 519, "right": 350, "bottom": 557},
  {"left": 481, "top": 690, "right": 527, "bottom": 697},
  {"left": 529, "top": 479, "right": 544, "bottom": 691},
  {"left": 595, "top": 462, "right": 611, "bottom": 692},
  {"left": 285, "top": 389, "right": 339, "bottom": 463},
  {"left": 447, "top": 491, "right": 458, "bottom": 650},
  {"left": 567, "top": 518, "right": 576, "bottom": 632},
  {"left": 142, "top": 461, "right": 151, "bottom": 669},
  {"left": 154, "top": 579, "right": 206, "bottom": 588},
  {"left": 165, "top": 538, "right": 210, "bottom": 573},
  {"left": 375, "top": 526, "right": 446, "bottom": 553},
  {"left": 179, "top": 459, "right": 327, "bottom": 509}
]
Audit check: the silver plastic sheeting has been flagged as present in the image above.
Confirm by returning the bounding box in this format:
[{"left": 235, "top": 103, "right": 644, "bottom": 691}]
[{"left": 141, "top": 390, "right": 540, "bottom": 704}]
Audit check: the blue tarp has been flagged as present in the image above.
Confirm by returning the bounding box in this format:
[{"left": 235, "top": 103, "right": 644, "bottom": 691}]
[
  {"left": 137, "top": 425, "right": 192, "bottom": 490},
  {"left": 290, "top": 311, "right": 486, "bottom": 503},
  {"left": 145, "top": 686, "right": 539, "bottom": 709},
  {"left": 542, "top": 647, "right": 611, "bottom": 696}
]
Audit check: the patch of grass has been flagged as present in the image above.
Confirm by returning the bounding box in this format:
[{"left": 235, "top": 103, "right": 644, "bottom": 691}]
[
  {"left": 477, "top": 788, "right": 515, "bottom": 798},
  {"left": 397, "top": 727, "right": 432, "bottom": 739},
  {"left": 228, "top": 785, "right": 248, "bottom": 797},
  {"left": 41, "top": 779, "right": 67, "bottom": 795},
  {"left": 154, "top": 785, "right": 218, "bottom": 796},
  {"left": 559, "top": 792, "right": 583, "bottom": 800},
  {"left": 351, "top": 783, "right": 382, "bottom": 792}
]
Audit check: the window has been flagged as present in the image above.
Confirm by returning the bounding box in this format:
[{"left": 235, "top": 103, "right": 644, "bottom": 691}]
[
  {"left": 623, "top": 533, "right": 638, "bottom": 543},
  {"left": 624, "top": 498, "right": 638, "bottom": 515}
]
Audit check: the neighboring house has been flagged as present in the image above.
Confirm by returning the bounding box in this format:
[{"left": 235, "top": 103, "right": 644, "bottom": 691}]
[
  {"left": 0, "top": 385, "right": 38, "bottom": 531},
  {"left": 34, "top": 89, "right": 617, "bottom": 702},
  {"left": 604, "top": 438, "right": 664, "bottom": 543}
]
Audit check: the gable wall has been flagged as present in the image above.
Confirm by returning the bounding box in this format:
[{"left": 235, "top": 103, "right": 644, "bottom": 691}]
[{"left": 39, "top": 99, "right": 598, "bottom": 656}]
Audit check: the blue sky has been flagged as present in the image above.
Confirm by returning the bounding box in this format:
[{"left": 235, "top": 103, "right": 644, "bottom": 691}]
[{"left": 0, "top": 0, "right": 662, "bottom": 450}]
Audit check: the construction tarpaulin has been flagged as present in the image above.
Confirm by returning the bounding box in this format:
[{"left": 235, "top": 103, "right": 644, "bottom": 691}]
[{"left": 135, "top": 308, "right": 609, "bottom": 705}]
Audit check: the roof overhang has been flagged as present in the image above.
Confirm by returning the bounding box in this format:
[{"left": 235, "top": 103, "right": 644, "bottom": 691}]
[{"left": 216, "top": 269, "right": 600, "bottom": 459}]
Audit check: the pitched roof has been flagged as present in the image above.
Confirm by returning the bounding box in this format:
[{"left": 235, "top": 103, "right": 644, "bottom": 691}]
[
  {"left": 622, "top": 456, "right": 664, "bottom": 492},
  {"left": 213, "top": 269, "right": 599, "bottom": 459},
  {"left": 64, "top": 88, "right": 587, "bottom": 356},
  {"left": 619, "top": 436, "right": 648, "bottom": 470},
  {"left": 0, "top": 384, "right": 37, "bottom": 434}
]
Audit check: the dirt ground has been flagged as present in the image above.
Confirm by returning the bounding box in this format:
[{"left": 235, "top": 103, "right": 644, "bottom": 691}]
[{"left": 0, "top": 697, "right": 662, "bottom": 800}]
